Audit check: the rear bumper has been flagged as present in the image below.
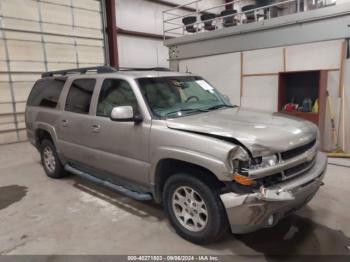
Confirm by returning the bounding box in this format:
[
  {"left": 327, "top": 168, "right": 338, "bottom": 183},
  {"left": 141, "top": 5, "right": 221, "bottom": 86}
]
[{"left": 220, "top": 152, "right": 327, "bottom": 234}]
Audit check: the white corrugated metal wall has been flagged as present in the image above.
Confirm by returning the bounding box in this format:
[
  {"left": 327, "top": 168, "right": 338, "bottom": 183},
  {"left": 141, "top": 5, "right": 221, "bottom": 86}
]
[
  {"left": 115, "top": 0, "right": 225, "bottom": 68},
  {"left": 0, "top": 0, "right": 106, "bottom": 144}
]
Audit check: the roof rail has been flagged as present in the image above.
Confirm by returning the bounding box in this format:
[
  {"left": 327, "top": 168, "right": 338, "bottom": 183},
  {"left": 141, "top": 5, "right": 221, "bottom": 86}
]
[
  {"left": 41, "top": 66, "right": 117, "bottom": 78},
  {"left": 118, "top": 67, "right": 171, "bottom": 71},
  {"left": 41, "top": 66, "right": 171, "bottom": 78}
]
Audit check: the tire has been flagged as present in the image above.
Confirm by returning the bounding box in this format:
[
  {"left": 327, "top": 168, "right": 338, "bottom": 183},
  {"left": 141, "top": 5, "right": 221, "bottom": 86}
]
[
  {"left": 40, "top": 139, "right": 66, "bottom": 178},
  {"left": 163, "top": 173, "right": 228, "bottom": 244}
]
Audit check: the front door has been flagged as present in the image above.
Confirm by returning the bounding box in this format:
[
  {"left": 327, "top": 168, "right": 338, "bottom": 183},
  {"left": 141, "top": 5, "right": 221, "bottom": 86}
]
[{"left": 78, "top": 78, "right": 151, "bottom": 188}]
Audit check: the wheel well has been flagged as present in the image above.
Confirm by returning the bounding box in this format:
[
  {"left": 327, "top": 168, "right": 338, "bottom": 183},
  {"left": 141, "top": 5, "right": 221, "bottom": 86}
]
[
  {"left": 35, "top": 129, "right": 52, "bottom": 147},
  {"left": 154, "top": 158, "right": 225, "bottom": 203}
]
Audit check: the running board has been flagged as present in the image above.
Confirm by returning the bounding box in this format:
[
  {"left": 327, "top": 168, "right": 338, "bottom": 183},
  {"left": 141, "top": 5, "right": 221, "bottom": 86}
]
[{"left": 65, "top": 165, "right": 153, "bottom": 201}]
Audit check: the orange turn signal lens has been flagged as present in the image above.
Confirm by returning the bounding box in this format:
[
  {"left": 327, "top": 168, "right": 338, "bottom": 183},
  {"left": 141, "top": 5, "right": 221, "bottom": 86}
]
[{"left": 233, "top": 173, "right": 254, "bottom": 186}]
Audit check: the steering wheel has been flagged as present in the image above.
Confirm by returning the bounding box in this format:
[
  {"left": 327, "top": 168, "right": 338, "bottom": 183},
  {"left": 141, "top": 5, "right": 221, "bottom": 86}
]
[{"left": 185, "top": 96, "right": 199, "bottom": 103}]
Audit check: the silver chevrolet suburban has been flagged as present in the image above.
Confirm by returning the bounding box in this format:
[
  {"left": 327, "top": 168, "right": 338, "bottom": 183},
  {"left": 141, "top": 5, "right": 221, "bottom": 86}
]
[{"left": 25, "top": 66, "right": 327, "bottom": 244}]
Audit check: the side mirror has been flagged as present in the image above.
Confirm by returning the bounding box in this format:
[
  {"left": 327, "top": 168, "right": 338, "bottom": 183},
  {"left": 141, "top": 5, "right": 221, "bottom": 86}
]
[
  {"left": 222, "top": 94, "right": 231, "bottom": 104},
  {"left": 110, "top": 106, "right": 143, "bottom": 123}
]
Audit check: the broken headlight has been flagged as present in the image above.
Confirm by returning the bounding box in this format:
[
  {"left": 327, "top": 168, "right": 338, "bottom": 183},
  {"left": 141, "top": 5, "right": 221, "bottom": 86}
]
[
  {"left": 237, "top": 154, "right": 279, "bottom": 174},
  {"left": 229, "top": 146, "right": 250, "bottom": 170},
  {"left": 250, "top": 155, "right": 278, "bottom": 169}
]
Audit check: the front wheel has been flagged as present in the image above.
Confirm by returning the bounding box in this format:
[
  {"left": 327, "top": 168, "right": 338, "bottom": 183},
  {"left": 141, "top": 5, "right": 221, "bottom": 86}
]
[{"left": 163, "top": 173, "right": 228, "bottom": 244}]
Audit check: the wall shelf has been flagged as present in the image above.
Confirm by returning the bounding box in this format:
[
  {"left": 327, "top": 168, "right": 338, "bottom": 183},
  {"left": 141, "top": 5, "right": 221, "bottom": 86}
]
[{"left": 278, "top": 70, "right": 327, "bottom": 148}]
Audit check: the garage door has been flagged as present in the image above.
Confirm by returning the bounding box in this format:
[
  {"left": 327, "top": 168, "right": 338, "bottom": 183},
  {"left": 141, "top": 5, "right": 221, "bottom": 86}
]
[{"left": 0, "top": 0, "right": 106, "bottom": 144}]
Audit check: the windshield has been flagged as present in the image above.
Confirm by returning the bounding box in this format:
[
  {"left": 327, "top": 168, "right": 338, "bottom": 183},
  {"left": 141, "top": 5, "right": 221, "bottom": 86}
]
[{"left": 137, "top": 76, "right": 233, "bottom": 118}]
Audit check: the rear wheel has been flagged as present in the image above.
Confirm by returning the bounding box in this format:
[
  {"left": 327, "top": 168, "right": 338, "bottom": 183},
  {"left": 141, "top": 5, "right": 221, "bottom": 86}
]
[
  {"left": 163, "top": 173, "right": 228, "bottom": 244},
  {"left": 40, "top": 139, "right": 66, "bottom": 178}
]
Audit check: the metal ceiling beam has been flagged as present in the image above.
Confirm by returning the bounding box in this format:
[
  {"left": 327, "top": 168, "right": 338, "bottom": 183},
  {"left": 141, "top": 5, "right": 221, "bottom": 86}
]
[
  {"left": 144, "top": 0, "right": 198, "bottom": 13},
  {"left": 117, "top": 27, "right": 172, "bottom": 40},
  {"left": 145, "top": 0, "right": 214, "bottom": 14},
  {"left": 105, "top": 0, "right": 119, "bottom": 68}
]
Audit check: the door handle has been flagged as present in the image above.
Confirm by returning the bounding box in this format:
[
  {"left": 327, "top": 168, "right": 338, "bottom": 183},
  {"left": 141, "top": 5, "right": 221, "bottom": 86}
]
[
  {"left": 91, "top": 124, "right": 101, "bottom": 133},
  {"left": 62, "top": 119, "right": 69, "bottom": 127}
]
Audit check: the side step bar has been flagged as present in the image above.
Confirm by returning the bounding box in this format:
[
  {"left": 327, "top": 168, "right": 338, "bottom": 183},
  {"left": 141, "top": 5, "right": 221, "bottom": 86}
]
[{"left": 65, "top": 165, "right": 153, "bottom": 201}]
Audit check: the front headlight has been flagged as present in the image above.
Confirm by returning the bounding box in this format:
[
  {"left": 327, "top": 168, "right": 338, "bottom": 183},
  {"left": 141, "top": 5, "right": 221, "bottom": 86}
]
[
  {"left": 230, "top": 148, "right": 278, "bottom": 186},
  {"left": 238, "top": 154, "right": 278, "bottom": 173},
  {"left": 249, "top": 154, "right": 278, "bottom": 170}
]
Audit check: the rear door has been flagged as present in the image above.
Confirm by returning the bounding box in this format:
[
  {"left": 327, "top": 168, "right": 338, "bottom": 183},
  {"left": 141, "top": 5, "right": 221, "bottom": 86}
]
[{"left": 56, "top": 78, "right": 98, "bottom": 165}]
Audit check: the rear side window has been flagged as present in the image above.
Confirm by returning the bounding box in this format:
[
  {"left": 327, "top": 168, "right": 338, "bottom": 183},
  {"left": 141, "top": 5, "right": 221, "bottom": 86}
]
[
  {"left": 65, "top": 79, "right": 96, "bottom": 114},
  {"left": 27, "top": 78, "right": 66, "bottom": 108}
]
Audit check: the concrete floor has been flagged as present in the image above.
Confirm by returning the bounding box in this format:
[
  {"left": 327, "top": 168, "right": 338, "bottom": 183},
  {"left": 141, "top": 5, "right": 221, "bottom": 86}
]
[{"left": 0, "top": 142, "right": 350, "bottom": 257}]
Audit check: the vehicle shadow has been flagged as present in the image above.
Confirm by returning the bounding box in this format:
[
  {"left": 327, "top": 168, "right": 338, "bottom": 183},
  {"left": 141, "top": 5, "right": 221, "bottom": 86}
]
[
  {"left": 70, "top": 175, "right": 350, "bottom": 256},
  {"left": 207, "top": 208, "right": 350, "bottom": 257},
  {"left": 70, "top": 175, "right": 165, "bottom": 221}
]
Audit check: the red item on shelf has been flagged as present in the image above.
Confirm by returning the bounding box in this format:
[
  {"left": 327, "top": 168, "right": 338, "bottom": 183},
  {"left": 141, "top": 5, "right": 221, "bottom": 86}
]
[{"left": 284, "top": 103, "right": 298, "bottom": 112}]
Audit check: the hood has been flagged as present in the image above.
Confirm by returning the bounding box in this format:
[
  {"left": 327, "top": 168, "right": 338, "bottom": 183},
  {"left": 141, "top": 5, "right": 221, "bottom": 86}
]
[{"left": 166, "top": 108, "right": 318, "bottom": 155}]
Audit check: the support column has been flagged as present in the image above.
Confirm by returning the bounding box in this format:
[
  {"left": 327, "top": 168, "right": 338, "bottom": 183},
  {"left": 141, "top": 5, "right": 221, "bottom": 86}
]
[{"left": 105, "top": 0, "right": 119, "bottom": 68}]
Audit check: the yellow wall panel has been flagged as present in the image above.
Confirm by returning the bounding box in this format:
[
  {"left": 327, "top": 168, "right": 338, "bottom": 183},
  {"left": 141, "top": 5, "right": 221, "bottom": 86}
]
[
  {"left": 7, "top": 40, "right": 44, "bottom": 61},
  {"left": 15, "top": 102, "right": 26, "bottom": 113},
  {"left": 0, "top": 114, "right": 14, "bottom": 124},
  {"left": 0, "top": 62, "right": 8, "bottom": 71},
  {"left": 44, "top": 35, "right": 75, "bottom": 44},
  {"left": 77, "top": 46, "right": 104, "bottom": 64},
  {"left": 73, "top": 0, "right": 101, "bottom": 11},
  {"left": 0, "top": 103, "right": 14, "bottom": 114},
  {"left": 73, "top": 9, "right": 102, "bottom": 29},
  {"left": 10, "top": 73, "right": 41, "bottom": 82},
  {"left": 286, "top": 40, "right": 342, "bottom": 71},
  {"left": 46, "top": 43, "right": 77, "bottom": 63},
  {"left": 75, "top": 38, "right": 104, "bottom": 47},
  {"left": 243, "top": 47, "right": 284, "bottom": 75},
  {"left": 13, "top": 82, "right": 34, "bottom": 101},
  {"left": 43, "top": 0, "right": 71, "bottom": 6},
  {"left": 0, "top": 122, "right": 16, "bottom": 131},
  {"left": 0, "top": 83, "right": 11, "bottom": 103},
  {"left": 47, "top": 63, "right": 77, "bottom": 71},
  {"left": 10, "top": 61, "right": 45, "bottom": 72},
  {"left": 2, "top": 0, "right": 39, "bottom": 21},
  {"left": 0, "top": 39, "right": 7, "bottom": 59},
  {"left": 5, "top": 31, "right": 41, "bottom": 42},
  {"left": 74, "top": 27, "right": 103, "bottom": 39},
  {"left": 41, "top": 2, "right": 73, "bottom": 26},
  {"left": 0, "top": 0, "right": 106, "bottom": 144},
  {"left": 42, "top": 23, "right": 74, "bottom": 36},
  {"left": 2, "top": 18, "right": 40, "bottom": 32}
]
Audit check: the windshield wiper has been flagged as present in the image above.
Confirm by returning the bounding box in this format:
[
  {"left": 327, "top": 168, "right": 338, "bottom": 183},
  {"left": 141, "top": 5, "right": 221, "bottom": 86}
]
[
  {"left": 205, "top": 104, "right": 237, "bottom": 111},
  {"left": 164, "top": 108, "right": 209, "bottom": 117}
]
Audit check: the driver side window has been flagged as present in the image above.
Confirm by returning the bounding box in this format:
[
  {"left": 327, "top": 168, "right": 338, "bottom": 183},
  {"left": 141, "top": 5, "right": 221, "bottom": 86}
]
[{"left": 97, "top": 79, "right": 138, "bottom": 117}]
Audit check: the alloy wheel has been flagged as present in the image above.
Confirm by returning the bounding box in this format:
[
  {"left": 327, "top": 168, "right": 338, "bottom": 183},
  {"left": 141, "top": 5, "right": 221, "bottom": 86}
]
[
  {"left": 43, "top": 146, "right": 56, "bottom": 173},
  {"left": 172, "top": 186, "right": 208, "bottom": 232}
]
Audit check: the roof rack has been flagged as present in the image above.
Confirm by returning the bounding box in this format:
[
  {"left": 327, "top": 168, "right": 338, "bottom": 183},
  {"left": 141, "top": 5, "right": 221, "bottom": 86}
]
[
  {"left": 41, "top": 66, "right": 171, "bottom": 78},
  {"left": 118, "top": 67, "right": 171, "bottom": 72},
  {"left": 42, "top": 66, "right": 117, "bottom": 78}
]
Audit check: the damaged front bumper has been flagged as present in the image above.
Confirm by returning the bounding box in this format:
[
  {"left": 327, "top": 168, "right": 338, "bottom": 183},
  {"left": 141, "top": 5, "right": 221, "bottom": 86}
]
[{"left": 220, "top": 152, "right": 327, "bottom": 234}]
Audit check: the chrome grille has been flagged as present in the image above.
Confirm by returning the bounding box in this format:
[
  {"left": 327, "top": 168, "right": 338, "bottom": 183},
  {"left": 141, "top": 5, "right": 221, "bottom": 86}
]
[
  {"left": 281, "top": 156, "right": 317, "bottom": 181},
  {"left": 280, "top": 139, "right": 316, "bottom": 161},
  {"left": 259, "top": 158, "right": 316, "bottom": 186},
  {"left": 284, "top": 160, "right": 314, "bottom": 177}
]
